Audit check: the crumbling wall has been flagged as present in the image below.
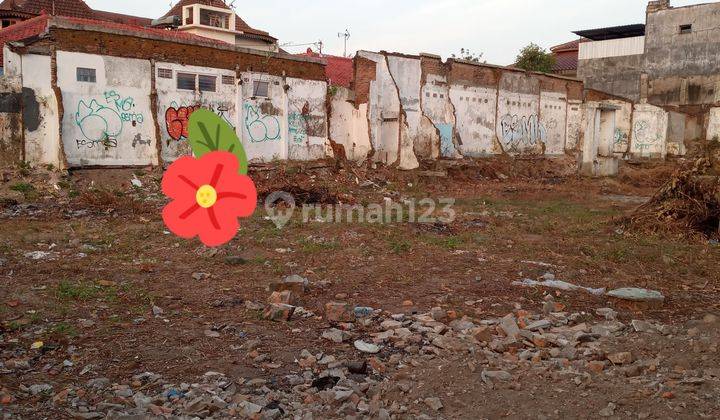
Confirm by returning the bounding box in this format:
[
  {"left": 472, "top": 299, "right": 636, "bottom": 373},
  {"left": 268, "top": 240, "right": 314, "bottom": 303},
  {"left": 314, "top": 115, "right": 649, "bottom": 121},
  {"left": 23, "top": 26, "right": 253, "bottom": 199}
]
[
  {"left": 629, "top": 104, "right": 668, "bottom": 159},
  {"left": 706, "top": 107, "right": 720, "bottom": 141},
  {"left": 347, "top": 51, "right": 584, "bottom": 165},
  {"left": 57, "top": 51, "right": 156, "bottom": 167},
  {"left": 156, "top": 62, "right": 237, "bottom": 163},
  {"left": 239, "top": 72, "right": 287, "bottom": 162},
  {"left": 0, "top": 75, "right": 22, "bottom": 166},
  {"left": 329, "top": 87, "right": 371, "bottom": 162},
  {"left": 14, "top": 53, "right": 61, "bottom": 167},
  {"left": 286, "top": 77, "right": 330, "bottom": 161}
]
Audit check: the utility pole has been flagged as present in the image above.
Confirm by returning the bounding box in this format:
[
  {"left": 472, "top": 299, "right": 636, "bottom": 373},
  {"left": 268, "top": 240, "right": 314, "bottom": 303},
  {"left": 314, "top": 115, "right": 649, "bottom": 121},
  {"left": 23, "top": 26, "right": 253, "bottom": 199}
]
[{"left": 338, "top": 29, "right": 350, "bottom": 57}]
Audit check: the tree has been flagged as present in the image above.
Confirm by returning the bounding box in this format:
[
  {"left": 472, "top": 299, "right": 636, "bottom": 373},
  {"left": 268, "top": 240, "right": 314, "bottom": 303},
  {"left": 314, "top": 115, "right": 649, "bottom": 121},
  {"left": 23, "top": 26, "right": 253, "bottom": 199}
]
[
  {"left": 451, "top": 48, "right": 484, "bottom": 63},
  {"left": 514, "top": 43, "right": 556, "bottom": 73}
]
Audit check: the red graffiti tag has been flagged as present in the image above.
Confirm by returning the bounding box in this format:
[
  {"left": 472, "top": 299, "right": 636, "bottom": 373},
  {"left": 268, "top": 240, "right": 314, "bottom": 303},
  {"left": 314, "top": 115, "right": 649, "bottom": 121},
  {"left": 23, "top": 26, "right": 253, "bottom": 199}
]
[{"left": 165, "top": 106, "right": 199, "bottom": 141}]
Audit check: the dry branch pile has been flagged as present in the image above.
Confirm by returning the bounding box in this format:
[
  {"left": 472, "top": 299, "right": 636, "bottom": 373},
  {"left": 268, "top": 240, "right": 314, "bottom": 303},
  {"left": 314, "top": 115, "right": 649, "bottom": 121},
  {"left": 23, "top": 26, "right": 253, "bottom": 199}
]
[{"left": 623, "top": 154, "right": 720, "bottom": 238}]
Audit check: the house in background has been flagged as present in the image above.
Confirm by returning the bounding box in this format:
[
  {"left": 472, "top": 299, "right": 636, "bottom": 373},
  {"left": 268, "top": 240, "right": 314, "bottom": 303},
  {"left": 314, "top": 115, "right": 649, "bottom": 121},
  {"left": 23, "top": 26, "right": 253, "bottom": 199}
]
[
  {"left": 299, "top": 48, "right": 353, "bottom": 88},
  {"left": 550, "top": 39, "right": 583, "bottom": 78},
  {"left": 0, "top": 0, "right": 278, "bottom": 50}
]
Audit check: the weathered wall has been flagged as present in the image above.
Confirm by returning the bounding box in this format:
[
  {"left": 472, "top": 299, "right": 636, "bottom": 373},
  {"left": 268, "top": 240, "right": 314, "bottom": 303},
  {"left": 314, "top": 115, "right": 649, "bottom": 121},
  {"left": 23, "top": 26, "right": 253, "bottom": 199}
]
[
  {"left": 19, "top": 53, "right": 61, "bottom": 167},
  {"left": 576, "top": 55, "right": 644, "bottom": 102},
  {"left": 239, "top": 72, "right": 287, "bottom": 162},
  {"left": 329, "top": 87, "right": 371, "bottom": 162},
  {"left": 629, "top": 103, "right": 668, "bottom": 159},
  {"left": 349, "top": 51, "right": 584, "bottom": 166},
  {"left": 644, "top": 2, "right": 720, "bottom": 106},
  {"left": 156, "top": 61, "right": 237, "bottom": 162},
  {"left": 0, "top": 75, "right": 22, "bottom": 166},
  {"left": 286, "top": 77, "right": 330, "bottom": 161},
  {"left": 706, "top": 107, "right": 720, "bottom": 141},
  {"left": 57, "top": 51, "right": 156, "bottom": 167}
]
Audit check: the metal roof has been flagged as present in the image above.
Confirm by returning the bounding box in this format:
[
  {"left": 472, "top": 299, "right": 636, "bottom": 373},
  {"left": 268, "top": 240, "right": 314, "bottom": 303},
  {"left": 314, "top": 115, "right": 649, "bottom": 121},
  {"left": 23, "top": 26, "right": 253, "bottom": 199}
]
[{"left": 573, "top": 24, "right": 645, "bottom": 41}]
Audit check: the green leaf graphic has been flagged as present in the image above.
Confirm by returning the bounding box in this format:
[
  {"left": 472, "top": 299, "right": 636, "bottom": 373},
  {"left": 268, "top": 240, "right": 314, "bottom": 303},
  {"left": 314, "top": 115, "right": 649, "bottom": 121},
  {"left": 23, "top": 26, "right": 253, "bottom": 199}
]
[{"left": 188, "top": 109, "right": 248, "bottom": 175}]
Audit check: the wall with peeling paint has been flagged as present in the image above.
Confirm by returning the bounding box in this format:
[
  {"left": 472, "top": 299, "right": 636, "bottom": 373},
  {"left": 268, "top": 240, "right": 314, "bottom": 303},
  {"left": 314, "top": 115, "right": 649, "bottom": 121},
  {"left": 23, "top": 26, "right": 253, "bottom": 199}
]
[
  {"left": 238, "top": 72, "right": 287, "bottom": 162},
  {"left": 57, "top": 51, "right": 157, "bottom": 167},
  {"left": 329, "top": 87, "right": 372, "bottom": 162},
  {"left": 706, "top": 107, "right": 720, "bottom": 142},
  {"left": 629, "top": 104, "right": 668, "bottom": 159},
  {"left": 349, "top": 51, "right": 585, "bottom": 166},
  {"left": 286, "top": 78, "right": 330, "bottom": 161},
  {"left": 15, "top": 53, "right": 62, "bottom": 167},
  {"left": 156, "top": 62, "right": 237, "bottom": 163}
]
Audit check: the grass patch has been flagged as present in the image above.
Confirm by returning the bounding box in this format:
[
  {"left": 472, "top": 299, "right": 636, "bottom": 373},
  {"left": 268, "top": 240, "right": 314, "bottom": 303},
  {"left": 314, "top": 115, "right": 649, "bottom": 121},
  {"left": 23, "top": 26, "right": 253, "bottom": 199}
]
[
  {"left": 51, "top": 322, "right": 78, "bottom": 337},
  {"left": 388, "top": 238, "right": 412, "bottom": 254},
  {"left": 10, "top": 182, "right": 35, "bottom": 194},
  {"left": 298, "top": 238, "right": 339, "bottom": 253},
  {"left": 56, "top": 281, "right": 98, "bottom": 301}
]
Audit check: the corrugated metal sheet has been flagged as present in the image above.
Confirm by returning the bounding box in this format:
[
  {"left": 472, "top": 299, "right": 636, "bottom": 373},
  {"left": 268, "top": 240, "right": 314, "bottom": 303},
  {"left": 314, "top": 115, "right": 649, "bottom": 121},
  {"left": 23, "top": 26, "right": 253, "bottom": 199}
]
[{"left": 578, "top": 36, "right": 645, "bottom": 60}]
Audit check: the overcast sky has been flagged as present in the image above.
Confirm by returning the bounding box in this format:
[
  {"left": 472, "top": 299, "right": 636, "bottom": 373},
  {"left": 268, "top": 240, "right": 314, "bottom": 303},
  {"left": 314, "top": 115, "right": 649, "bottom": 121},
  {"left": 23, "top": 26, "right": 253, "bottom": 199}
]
[{"left": 86, "top": 0, "right": 702, "bottom": 65}]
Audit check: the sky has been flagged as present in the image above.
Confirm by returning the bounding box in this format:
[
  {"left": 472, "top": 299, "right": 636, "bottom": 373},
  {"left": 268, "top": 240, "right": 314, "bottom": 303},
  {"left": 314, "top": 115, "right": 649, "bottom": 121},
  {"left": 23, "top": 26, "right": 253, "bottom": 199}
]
[{"left": 85, "top": 0, "right": 703, "bottom": 65}]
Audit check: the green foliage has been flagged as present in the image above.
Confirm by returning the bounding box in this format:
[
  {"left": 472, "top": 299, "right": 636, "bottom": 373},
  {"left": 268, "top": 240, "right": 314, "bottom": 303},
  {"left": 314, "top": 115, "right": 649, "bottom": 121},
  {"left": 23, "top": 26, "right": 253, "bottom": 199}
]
[
  {"left": 451, "top": 48, "right": 485, "bottom": 63},
  {"left": 188, "top": 109, "right": 248, "bottom": 174},
  {"left": 10, "top": 183, "right": 34, "bottom": 194},
  {"left": 56, "top": 281, "right": 97, "bottom": 301},
  {"left": 515, "top": 43, "right": 556, "bottom": 73}
]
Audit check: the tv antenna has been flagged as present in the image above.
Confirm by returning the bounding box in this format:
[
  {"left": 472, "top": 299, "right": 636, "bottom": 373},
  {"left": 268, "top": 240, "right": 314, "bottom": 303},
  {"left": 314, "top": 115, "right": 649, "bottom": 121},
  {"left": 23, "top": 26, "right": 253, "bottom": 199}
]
[{"left": 338, "top": 29, "right": 350, "bottom": 57}]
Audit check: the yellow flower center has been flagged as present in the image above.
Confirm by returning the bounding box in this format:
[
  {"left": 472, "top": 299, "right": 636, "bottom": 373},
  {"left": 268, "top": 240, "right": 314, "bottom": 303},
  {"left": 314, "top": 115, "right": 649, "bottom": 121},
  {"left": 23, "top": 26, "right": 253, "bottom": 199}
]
[{"left": 195, "top": 185, "right": 218, "bottom": 208}]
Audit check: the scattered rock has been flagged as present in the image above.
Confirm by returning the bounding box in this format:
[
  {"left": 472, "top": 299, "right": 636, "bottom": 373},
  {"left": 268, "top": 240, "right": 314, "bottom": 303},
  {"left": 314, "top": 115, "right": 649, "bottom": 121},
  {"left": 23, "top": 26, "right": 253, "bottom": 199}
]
[
  {"left": 269, "top": 274, "right": 309, "bottom": 295},
  {"left": 29, "top": 384, "right": 53, "bottom": 395},
  {"left": 354, "top": 306, "right": 374, "bottom": 318},
  {"left": 322, "top": 328, "right": 346, "bottom": 343},
  {"left": 607, "top": 288, "right": 665, "bottom": 303},
  {"left": 424, "top": 397, "right": 444, "bottom": 411},
  {"left": 599, "top": 402, "right": 616, "bottom": 417},
  {"left": 263, "top": 304, "right": 296, "bottom": 321},
  {"left": 481, "top": 370, "right": 512, "bottom": 384},
  {"left": 191, "top": 272, "right": 211, "bottom": 281},
  {"left": 500, "top": 314, "right": 521, "bottom": 340},
  {"left": 607, "top": 352, "right": 633, "bottom": 365},
  {"left": 268, "top": 290, "right": 297, "bottom": 306},
  {"left": 354, "top": 340, "right": 380, "bottom": 354},
  {"left": 151, "top": 305, "right": 164, "bottom": 316},
  {"left": 325, "top": 301, "right": 355, "bottom": 323}
]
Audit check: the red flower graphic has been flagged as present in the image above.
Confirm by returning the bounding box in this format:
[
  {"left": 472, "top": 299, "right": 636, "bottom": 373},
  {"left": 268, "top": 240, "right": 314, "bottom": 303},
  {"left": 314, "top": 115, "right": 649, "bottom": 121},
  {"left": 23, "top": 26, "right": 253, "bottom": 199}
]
[{"left": 162, "top": 151, "right": 257, "bottom": 247}]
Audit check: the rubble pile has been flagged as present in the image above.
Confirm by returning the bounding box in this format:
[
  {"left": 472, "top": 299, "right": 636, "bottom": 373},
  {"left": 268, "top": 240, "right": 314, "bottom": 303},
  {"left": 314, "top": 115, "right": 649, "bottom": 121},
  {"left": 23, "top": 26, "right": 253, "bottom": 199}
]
[{"left": 624, "top": 156, "right": 720, "bottom": 238}]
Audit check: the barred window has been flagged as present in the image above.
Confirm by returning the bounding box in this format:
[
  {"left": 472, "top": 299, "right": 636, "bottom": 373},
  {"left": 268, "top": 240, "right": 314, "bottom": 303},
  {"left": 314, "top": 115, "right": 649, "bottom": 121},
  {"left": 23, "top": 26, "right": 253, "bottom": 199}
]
[
  {"left": 253, "top": 81, "right": 269, "bottom": 97},
  {"left": 177, "top": 73, "right": 196, "bottom": 90},
  {"left": 76, "top": 68, "right": 96, "bottom": 83},
  {"left": 158, "top": 68, "right": 173, "bottom": 79},
  {"left": 222, "top": 75, "right": 235, "bottom": 85},
  {"left": 199, "top": 75, "right": 216, "bottom": 92}
]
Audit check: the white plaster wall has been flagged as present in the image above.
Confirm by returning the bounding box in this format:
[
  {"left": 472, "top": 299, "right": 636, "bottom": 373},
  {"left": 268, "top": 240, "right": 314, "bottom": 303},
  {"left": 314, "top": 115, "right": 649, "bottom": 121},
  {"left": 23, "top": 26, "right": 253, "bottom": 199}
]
[
  {"left": 358, "top": 51, "right": 401, "bottom": 166},
  {"left": 421, "top": 74, "right": 456, "bottom": 158},
  {"left": 602, "top": 100, "right": 632, "bottom": 155},
  {"left": 539, "top": 91, "right": 567, "bottom": 155},
  {"left": 21, "top": 54, "right": 61, "bottom": 167},
  {"left": 3, "top": 46, "right": 21, "bottom": 77},
  {"left": 329, "top": 88, "right": 371, "bottom": 162},
  {"left": 239, "top": 72, "right": 287, "bottom": 162},
  {"left": 449, "top": 84, "right": 498, "bottom": 156},
  {"left": 666, "top": 111, "right": 687, "bottom": 156},
  {"left": 565, "top": 100, "right": 583, "bottom": 152},
  {"left": 706, "top": 107, "right": 720, "bottom": 141},
  {"left": 496, "top": 91, "right": 543, "bottom": 155},
  {"left": 386, "top": 55, "right": 420, "bottom": 169},
  {"left": 57, "top": 51, "right": 156, "bottom": 166},
  {"left": 155, "top": 62, "right": 237, "bottom": 162},
  {"left": 630, "top": 104, "right": 668, "bottom": 158},
  {"left": 286, "top": 77, "right": 331, "bottom": 161}
]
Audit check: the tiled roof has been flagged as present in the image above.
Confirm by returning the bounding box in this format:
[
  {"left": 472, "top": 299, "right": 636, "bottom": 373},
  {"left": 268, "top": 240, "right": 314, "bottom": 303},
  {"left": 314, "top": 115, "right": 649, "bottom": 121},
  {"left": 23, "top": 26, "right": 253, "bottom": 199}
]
[
  {"left": 0, "top": 13, "right": 48, "bottom": 62},
  {"left": 553, "top": 53, "right": 578, "bottom": 72},
  {"left": 300, "top": 49, "right": 353, "bottom": 88},
  {"left": 92, "top": 10, "right": 153, "bottom": 27},
  {"left": 162, "top": 0, "right": 276, "bottom": 41},
  {"left": 0, "top": 0, "right": 94, "bottom": 19},
  {"left": 550, "top": 39, "right": 581, "bottom": 53}
]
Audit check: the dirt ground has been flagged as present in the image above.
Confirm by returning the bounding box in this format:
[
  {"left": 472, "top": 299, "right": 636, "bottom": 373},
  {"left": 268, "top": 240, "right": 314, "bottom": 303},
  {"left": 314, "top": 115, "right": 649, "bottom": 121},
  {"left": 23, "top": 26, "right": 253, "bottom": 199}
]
[{"left": 0, "top": 157, "right": 719, "bottom": 419}]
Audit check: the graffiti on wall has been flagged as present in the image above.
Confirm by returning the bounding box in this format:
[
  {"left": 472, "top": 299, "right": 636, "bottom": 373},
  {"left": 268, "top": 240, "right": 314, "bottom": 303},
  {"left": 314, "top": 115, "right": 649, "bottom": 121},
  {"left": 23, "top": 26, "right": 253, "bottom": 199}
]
[
  {"left": 166, "top": 105, "right": 199, "bottom": 141},
  {"left": 614, "top": 128, "right": 629, "bottom": 146},
  {"left": 74, "top": 91, "right": 146, "bottom": 149},
  {"left": 244, "top": 103, "right": 280, "bottom": 143},
  {"left": 165, "top": 102, "right": 234, "bottom": 143},
  {"left": 289, "top": 112, "right": 308, "bottom": 143},
  {"left": 632, "top": 120, "right": 661, "bottom": 152},
  {"left": 498, "top": 114, "right": 546, "bottom": 150}
]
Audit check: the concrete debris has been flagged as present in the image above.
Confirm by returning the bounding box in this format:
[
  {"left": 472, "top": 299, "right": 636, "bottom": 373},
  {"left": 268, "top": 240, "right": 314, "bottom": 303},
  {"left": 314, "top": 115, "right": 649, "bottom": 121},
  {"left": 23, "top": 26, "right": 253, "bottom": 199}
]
[
  {"left": 424, "top": 397, "right": 444, "bottom": 411},
  {"left": 263, "top": 304, "right": 296, "bottom": 321},
  {"left": 481, "top": 370, "right": 512, "bottom": 384},
  {"left": 269, "top": 274, "right": 309, "bottom": 295},
  {"left": 325, "top": 301, "right": 355, "bottom": 323},
  {"left": 606, "top": 288, "right": 665, "bottom": 303},
  {"left": 512, "top": 278, "right": 606, "bottom": 296},
  {"left": 354, "top": 340, "right": 380, "bottom": 354}
]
